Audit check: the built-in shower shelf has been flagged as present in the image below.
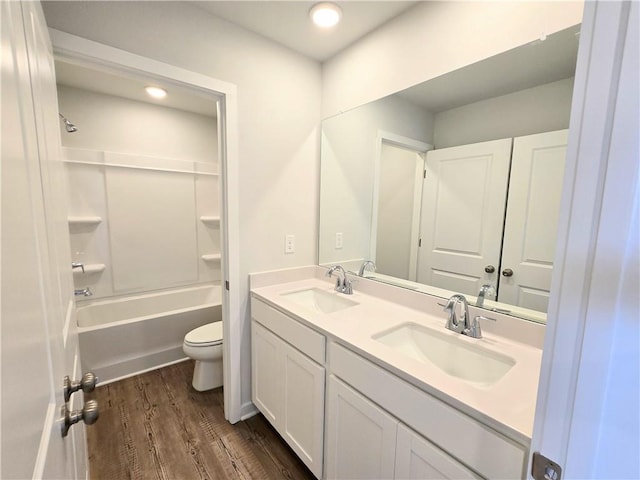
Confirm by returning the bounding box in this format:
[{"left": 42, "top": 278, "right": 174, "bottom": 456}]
[
  {"left": 201, "top": 254, "right": 221, "bottom": 262},
  {"left": 68, "top": 216, "right": 102, "bottom": 226},
  {"left": 72, "top": 263, "right": 106, "bottom": 274},
  {"left": 199, "top": 216, "right": 220, "bottom": 225}
]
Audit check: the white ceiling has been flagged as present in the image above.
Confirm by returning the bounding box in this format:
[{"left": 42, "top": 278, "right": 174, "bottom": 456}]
[
  {"left": 54, "top": 1, "right": 418, "bottom": 116},
  {"left": 191, "top": 1, "right": 419, "bottom": 62},
  {"left": 55, "top": 61, "right": 219, "bottom": 117},
  {"left": 53, "top": 4, "right": 579, "bottom": 119}
]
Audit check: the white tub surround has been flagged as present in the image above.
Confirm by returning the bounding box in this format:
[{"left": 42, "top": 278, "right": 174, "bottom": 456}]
[
  {"left": 64, "top": 146, "right": 222, "bottom": 300},
  {"left": 250, "top": 266, "right": 544, "bottom": 479},
  {"left": 78, "top": 285, "right": 222, "bottom": 383}
]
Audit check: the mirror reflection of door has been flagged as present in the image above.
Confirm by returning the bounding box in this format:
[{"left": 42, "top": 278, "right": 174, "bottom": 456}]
[
  {"left": 417, "top": 139, "right": 512, "bottom": 294},
  {"left": 499, "top": 129, "right": 568, "bottom": 312},
  {"left": 417, "top": 130, "right": 568, "bottom": 312},
  {"left": 375, "top": 142, "right": 425, "bottom": 281}
]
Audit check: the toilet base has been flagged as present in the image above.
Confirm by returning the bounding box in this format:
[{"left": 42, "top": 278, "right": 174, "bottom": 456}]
[{"left": 192, "top": 359, "right": 223, "bottom": 391}]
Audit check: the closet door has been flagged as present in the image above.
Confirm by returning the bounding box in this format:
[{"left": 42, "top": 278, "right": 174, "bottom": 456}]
[
  {"left": 417, "top": 139, "right": 512, "bottom": 296},
  {"left": 498, "top": 130, "right": 569, "bottom": 312}
]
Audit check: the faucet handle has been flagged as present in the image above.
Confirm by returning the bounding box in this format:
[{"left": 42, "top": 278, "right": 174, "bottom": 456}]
[
  {"left": 468, "top": 315, "right": 496, "bottom": 339},
  {"left": 71, "top": 262, "right": 85, "bottom": 273}
]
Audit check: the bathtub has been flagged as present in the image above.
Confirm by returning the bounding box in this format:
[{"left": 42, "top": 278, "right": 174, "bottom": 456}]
[{"left": 77, "top": 285, "right": 222, "bottom": 384}]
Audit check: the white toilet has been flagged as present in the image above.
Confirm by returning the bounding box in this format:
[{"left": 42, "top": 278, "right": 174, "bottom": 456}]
[{"left": 182, "top": 322, "right": 223, "bottom": 391}]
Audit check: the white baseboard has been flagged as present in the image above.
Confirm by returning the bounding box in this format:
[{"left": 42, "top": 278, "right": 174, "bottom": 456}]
[
  {"left": 89, "top": 348, "right": 189, "bottom": 385},
  {"left": 239, "top": 401, "right": 259, "bottom": 422}
]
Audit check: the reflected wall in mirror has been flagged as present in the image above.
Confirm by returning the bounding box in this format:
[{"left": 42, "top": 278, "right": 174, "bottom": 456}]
[{"left": 319, "top": 25, "right": 580, "bottom": 324}]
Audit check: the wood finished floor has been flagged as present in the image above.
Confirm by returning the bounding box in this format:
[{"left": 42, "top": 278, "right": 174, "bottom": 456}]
[{"left": 86, "top": 361, "right": 315, "bottom": 480}]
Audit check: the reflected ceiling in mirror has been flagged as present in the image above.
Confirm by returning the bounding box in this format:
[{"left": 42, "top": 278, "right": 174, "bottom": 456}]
[{"left": 318, "top": 25, "right": 580, "bottom": 324}]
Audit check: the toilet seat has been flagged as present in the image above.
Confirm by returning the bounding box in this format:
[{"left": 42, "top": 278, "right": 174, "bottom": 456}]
[{"left": 184, "top": 322, "right": 223, "bottom": 347}]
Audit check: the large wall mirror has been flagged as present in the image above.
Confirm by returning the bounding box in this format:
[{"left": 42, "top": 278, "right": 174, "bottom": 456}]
[{"left": 319, "top": 25, "right": 580, "bottom": 324}]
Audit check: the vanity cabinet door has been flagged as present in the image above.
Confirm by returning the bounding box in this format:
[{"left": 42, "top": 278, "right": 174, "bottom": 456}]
[
  {"left": 395, "top": 424, "right": 481, "bottom": 480},
  {"left": 281, "top": 342, "right": 325, "bottom": 478},
  {"left": 251, "top": 320, "right": 282, "bottom": 426},
  {"left": 251, "top": 320, "right": 325, "bottom": 479},
  {"left": 326, "top": 375, "right": 398, "bottom": 479}
]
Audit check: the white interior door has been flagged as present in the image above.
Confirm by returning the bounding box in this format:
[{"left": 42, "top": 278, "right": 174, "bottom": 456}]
[
  {"left": 1, "top": 2, "right": 85, "bottom": 478},
  {"left": 375, "top": 143, "right": 425, "bottom": 281},
  {"left": 498, "top": 130, "right": 568, "bottom": 312},
  {"left": 417, "top": 138, "right": 512, "bottom": 296}
]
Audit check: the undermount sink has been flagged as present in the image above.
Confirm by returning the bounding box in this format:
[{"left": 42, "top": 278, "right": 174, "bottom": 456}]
[
  {"left": 281, "top": 288, "right": 358, "bottom": 314},
  {"left": 373, "top": 323, "right": 515, "bottom": 387}
]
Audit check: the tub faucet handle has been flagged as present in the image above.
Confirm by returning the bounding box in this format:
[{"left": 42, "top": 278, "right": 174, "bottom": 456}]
[
  {"left": 74, "top": 287, "right": 92, "bottom": 297},
  {"left": 71, "top": 262, "right": 85, "bottom": 273}
]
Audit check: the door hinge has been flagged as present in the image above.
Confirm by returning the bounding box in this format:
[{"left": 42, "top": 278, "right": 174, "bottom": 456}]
[
  {"left": 532, "top": 452, "right": 562, "bottom": 480},
  {"left": 418, "top": 238, "right": 422, "bottom": 247},
  {"left": 225, "top": 280, "right": 230, "bottom": 291},
  {"left": 423, "top": 169, "right": 427, "bottom": 179}
]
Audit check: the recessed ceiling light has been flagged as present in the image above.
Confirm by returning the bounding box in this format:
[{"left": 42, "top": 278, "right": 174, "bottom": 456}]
[
  {"left": 310, "top": 2, "right": 342, "bottom": 28},
  {"left": 145, "top": 86, "right": 167, "bottom": 99}
]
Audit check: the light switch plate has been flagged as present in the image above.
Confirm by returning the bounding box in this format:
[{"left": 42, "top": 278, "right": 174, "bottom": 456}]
[
  {"left": 335, "top": 232, "right": 343, "bottom": 249},
  {"left": 285, "top": 234, "right": 295, "bottom": 253}
]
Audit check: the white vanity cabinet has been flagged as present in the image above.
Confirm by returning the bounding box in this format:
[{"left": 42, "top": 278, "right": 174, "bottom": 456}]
[
  {"left": 250, "top": 298, "right": 326, "bottom": 479},
  {"left": 327, "top": 342, "right": 528, "bottom": 479},
  {"left": 326, "top": 375, "right": 480, "bottom": 480}
]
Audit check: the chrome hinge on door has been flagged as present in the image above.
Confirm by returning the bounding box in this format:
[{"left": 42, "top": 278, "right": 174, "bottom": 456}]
[{"left": 532, "top": 452, "right": 562, "bottom": 480}]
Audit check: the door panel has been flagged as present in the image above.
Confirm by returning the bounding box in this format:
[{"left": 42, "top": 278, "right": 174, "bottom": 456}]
[
  {"left": 376, "top": 143, "right": 424, "bottom": 281},
  {"left": 418, "top": 139, "right": 512, "bottom": 296},
  {"left": 499, "top": 130, "right": 568, "bottom": 312},
  {"left": 1, "top": 2, "right": 83, "bottom": 477}
]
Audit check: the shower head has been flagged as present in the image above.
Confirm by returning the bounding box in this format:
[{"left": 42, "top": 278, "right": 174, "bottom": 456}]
[{"left": 58, "top": 113, "right": 78, "bottom": 133}]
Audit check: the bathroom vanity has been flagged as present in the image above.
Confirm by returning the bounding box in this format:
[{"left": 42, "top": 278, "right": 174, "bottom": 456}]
[{"left": 250, "top": 266, "right": 544, "bottom": 479}]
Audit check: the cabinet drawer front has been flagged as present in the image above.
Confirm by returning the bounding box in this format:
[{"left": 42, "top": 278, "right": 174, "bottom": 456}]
[
  {"left": 329, "top": 343, "right": 527, "bottom": 480},
  {"left": 251, "top": 297, "right": 325, "bottom": 364}
]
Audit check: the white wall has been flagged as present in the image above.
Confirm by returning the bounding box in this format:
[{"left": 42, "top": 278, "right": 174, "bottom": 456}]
[
  {"left": 322, "top": 1, "right": 583, "bottom": 118},
  {"left": 433, "top": 78, "right": 574, "bottom": 148},
  {"left": 43, "top": 0, "right": 322, "bottom": 413},
  {"left": 319, "top": 94, "right": 433, "bottom": 267},
  {"left": 58, "top": 85, "right": 218, "bottom": 162}
]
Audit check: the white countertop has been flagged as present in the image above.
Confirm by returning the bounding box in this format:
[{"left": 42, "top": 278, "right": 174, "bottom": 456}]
[{"left": 250, "top": 270, "right": 543, "bottom": 446}]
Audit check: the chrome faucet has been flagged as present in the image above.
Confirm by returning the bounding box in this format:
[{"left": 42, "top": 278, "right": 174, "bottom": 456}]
[
  {"left": 326, "top": 265, "right": 353, "bottom": 294},
  {"left": 71, "top": 262, "right": 85, "bottom": 273},
  {"left": 74, "top": 287, "right": 93, "bottom": 297},
  {"left": 443, "top": 294, "right": 470, "bottom": 334},
  {"left": 443, "top": 293, "right": 495, "bottom": 338},
  {"left": 358, "top": 260, "right": 376, "bottom": 277},
  {"left": 476, "top": 284, "right": 496, "bottom": 308}
]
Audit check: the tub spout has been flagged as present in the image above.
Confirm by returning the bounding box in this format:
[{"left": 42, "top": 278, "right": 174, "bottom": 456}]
[{"left": 74, "top": 287, "right": 93, "bottom": 297}]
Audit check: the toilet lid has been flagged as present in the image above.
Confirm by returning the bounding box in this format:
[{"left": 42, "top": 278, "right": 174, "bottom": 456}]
[{"left": 185, "top": 322, "right": 223, "bottom": 346}]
